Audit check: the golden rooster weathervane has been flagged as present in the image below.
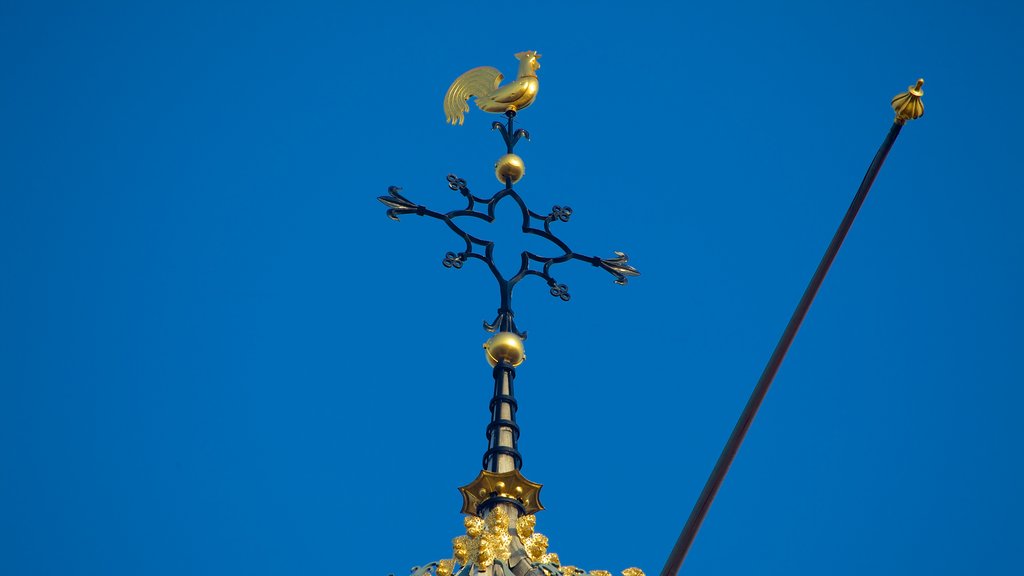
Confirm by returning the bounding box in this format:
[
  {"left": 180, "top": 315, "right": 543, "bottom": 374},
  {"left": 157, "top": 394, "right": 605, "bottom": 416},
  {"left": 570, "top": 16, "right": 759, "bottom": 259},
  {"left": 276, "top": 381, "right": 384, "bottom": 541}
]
[{"left": 444, "top": 51, "right": 541, "bottom": 125}]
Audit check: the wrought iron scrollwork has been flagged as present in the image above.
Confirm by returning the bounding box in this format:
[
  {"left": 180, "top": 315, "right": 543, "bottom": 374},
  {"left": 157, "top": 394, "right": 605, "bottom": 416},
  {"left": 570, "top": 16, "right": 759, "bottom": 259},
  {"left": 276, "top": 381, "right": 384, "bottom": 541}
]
[
  {"left": 549, "top": 206, "right": 572, "bottom": 223},
  {"left": 442, "top": 251, "right": 465, "bottom": 269},
  {"left": 549, "top": 283, "right": 570, "bottom": 301},
  {"left": 378, "top": 111, "right": 638, "bottom": 335},
  {"left": 492, "top": 119, "right": 530, "bottom": 152}
]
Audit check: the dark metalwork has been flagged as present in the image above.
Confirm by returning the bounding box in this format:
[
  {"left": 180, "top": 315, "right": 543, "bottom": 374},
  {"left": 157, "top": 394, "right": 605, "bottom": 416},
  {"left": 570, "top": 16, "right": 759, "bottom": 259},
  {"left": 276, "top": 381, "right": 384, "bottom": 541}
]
[
  {"left": 660, "top": 121, "right": 907, "bottom": 576},
  {"left": 379, "top": 111, "right": 639, "bottom": 336},
  {"left": 484, "top": 360, "right": 522, "bottom": 472}
]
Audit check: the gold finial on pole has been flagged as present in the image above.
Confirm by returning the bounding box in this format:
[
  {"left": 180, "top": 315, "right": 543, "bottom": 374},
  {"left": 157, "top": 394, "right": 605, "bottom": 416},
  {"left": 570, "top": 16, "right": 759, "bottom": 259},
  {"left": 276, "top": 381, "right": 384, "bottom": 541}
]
[{"left": 891, "top": 78, "right": 925, "bottom": 124}]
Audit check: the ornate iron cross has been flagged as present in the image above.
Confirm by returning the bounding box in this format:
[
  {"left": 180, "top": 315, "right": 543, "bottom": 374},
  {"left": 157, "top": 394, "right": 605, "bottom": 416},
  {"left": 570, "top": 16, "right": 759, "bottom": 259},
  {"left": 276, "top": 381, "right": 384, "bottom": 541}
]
[{"left": 378, "top": 111, "right": 639, "bottom": 337}]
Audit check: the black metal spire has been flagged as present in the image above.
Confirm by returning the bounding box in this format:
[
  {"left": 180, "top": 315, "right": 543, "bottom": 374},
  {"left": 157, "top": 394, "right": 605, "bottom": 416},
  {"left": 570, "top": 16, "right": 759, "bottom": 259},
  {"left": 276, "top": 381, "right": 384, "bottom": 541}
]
[
  {"left": 483, "top": 359, "right": 522, "bottom": 472},
  {"left": 383, "top": 52, "right": 647, "bottom": 576}
]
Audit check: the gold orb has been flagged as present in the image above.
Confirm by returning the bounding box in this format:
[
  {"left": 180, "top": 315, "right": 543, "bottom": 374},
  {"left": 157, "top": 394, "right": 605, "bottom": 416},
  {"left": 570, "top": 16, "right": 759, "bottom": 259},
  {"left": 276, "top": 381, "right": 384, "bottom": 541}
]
[
  {"left": 494, "top": 154, "right": 525, "bottom": 185},
  {"left": 484, "top": 332, "right": 526, "bottom": 367}
]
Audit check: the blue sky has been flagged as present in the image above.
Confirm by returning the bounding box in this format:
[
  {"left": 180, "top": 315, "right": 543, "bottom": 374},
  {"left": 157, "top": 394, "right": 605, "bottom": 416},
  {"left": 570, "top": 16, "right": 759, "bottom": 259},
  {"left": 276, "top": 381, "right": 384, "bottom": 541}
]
[{"left": 1, "top": 1, "right": 1022, "bottom": 574}]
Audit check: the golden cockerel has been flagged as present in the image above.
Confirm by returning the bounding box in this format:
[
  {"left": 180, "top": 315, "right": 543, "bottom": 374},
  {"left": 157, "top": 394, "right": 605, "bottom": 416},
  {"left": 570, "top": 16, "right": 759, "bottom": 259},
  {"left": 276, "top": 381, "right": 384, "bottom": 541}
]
[{"left": 444, "top": 51, "right": 541, "bottom": 125}]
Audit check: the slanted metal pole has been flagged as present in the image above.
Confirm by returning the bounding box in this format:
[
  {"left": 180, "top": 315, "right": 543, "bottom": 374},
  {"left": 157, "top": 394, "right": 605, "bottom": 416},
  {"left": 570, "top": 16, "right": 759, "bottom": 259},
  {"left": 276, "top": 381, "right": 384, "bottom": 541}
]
[{"left": 660, "top": 80, "right": 925, "bottom": 576}]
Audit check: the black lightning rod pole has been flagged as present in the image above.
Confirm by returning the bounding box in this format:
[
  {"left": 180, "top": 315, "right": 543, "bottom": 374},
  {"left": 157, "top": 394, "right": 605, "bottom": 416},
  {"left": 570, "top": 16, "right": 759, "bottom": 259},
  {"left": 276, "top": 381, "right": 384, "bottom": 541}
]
[{"left": 660, "top": 80, "right": 925, "bottom": 576}]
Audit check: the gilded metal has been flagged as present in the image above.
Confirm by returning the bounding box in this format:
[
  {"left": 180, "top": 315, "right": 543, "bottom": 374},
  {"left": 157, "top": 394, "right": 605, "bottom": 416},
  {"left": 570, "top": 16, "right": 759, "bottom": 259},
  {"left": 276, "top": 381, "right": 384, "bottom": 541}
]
[
  {"left": 495, "top": 153, "right": 526, "bottom": 184},
  {"left": 416, "top": 513, "right": 643, "bottom": 576},
  {"left": 379, "top": 110, "right": 639, "bottom": 336},
  {"left": 449, "top": 507, "right": 513, "bottom": 569},
  {"left": 444, "top": 52, "right": 541, "bottom": 125},
  {"left": 515, "top": 514, "right": 536, "bottom": 537},
  {"left": 523, "top": 532, "right": 550, "bottom": 562},
  {"left": 458, "top": 469, "right": 544, "bottom": 516},
  {"left": 891, "top": 78, "right": 925, "bottom": 124},
  {"left": 480, "top": 507, "right": 514, "bottom": 568},
  {"left": 514, "top": 513, "right": 554, "bottom": 562},
  {"left": 484, "top": 332, "right": 526, "bottom": 367}
]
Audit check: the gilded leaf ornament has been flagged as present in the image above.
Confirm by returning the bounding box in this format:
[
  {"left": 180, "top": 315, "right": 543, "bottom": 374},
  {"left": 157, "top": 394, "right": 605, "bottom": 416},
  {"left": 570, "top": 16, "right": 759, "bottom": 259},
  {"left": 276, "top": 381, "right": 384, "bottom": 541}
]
[{"left": 414, "top": 511, "right": 643, "bottom": 576}]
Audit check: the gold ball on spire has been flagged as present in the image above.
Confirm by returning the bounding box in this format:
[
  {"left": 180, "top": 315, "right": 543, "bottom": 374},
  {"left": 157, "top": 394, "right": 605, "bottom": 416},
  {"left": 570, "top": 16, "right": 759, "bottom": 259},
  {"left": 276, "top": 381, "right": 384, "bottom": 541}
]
[
  {"left": 484, "top": 332, "right": 526, "bottom": 367},
  {"left": 495, "top": 154, "right": 525, "bottom": 185}
]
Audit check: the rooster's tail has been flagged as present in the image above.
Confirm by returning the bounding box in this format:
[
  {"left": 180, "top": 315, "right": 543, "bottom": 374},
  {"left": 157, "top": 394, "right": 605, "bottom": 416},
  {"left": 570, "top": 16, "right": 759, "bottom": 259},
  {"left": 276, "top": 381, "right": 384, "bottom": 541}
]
[{"left": 444, "top": 66, "right": 503, "bottom": 125}]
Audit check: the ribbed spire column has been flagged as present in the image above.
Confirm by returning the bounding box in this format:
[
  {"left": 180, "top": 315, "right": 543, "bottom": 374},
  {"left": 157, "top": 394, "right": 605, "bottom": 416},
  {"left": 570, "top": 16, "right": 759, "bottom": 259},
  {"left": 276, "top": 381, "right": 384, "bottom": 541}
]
[
  {"left": 483, "top": 360, "right": 521, "bottom": 473},
  {"left": 459, "top": 332, "right": 542, "bottom": 521}
]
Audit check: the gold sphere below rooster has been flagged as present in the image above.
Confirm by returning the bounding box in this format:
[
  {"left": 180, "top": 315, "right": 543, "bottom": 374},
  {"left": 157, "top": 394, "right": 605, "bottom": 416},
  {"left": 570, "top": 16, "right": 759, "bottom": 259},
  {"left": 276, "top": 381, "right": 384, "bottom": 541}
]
[
  {"left": 494, "top": 153, "right": 525, "bottom": 184},
  {"left": 444, "top": 51, "right": 541, "bottom": 125}
]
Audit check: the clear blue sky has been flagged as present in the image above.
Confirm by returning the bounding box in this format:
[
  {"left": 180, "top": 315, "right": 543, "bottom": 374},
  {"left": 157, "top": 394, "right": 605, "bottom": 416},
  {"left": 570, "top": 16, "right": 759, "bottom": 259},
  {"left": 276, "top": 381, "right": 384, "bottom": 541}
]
[{"left": 2, "top": 1, "right": 1022, "bottom": 574}]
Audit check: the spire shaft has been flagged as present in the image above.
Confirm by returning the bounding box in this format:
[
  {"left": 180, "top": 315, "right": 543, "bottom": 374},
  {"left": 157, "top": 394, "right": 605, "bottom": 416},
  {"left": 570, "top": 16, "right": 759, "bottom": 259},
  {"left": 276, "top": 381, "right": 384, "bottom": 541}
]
[{"left": 484, "top": 362, "right": 522, "bottom": 472}]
